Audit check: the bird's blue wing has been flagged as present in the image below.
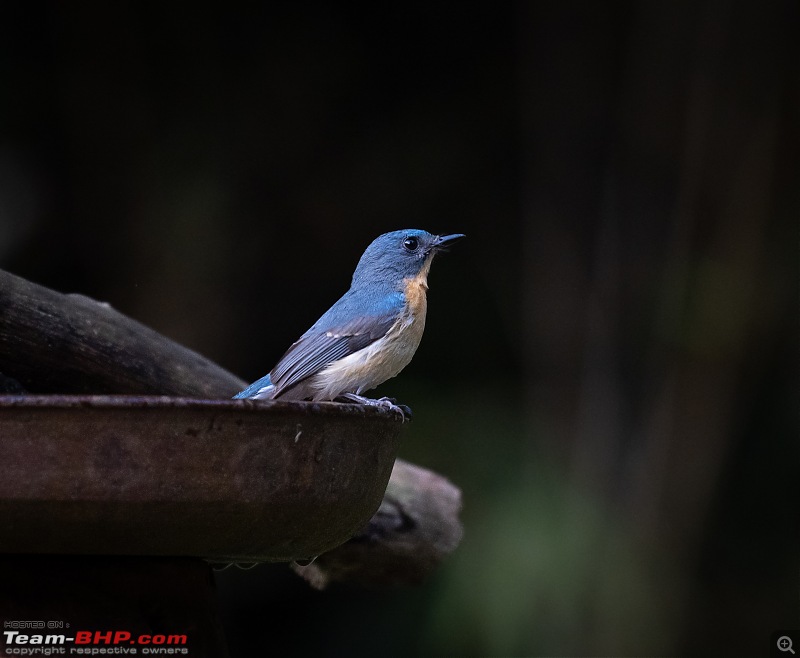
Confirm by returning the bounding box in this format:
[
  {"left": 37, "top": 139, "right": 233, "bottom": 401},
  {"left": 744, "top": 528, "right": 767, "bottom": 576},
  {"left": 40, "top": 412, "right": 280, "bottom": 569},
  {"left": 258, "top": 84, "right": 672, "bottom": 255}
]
[{"left": 269, "top": 290, "right": 404, "bottom": 398}]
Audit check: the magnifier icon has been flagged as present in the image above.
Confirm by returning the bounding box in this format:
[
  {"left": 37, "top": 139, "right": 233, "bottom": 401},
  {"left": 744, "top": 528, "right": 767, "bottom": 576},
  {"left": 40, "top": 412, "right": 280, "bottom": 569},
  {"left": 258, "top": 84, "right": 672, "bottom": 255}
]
[{"left": 778, "top": 636, "right": 795, "bottom": 654}]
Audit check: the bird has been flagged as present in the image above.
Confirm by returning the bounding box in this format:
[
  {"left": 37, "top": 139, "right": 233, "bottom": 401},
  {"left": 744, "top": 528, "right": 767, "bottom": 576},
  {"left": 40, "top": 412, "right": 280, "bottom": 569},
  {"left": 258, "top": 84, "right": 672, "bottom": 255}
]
[{"left": 233, "top": 229, "right": 464, "bottom": 418}]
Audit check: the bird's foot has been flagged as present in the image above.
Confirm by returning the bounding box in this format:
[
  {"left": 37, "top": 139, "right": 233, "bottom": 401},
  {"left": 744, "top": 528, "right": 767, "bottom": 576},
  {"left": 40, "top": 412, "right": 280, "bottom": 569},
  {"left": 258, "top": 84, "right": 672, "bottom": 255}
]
[
  {"left": 336, "top": 393, "right": 412, "bottom": 421},
  {"left": 376, "top": 397, "right": 413, "bottom": 420}
]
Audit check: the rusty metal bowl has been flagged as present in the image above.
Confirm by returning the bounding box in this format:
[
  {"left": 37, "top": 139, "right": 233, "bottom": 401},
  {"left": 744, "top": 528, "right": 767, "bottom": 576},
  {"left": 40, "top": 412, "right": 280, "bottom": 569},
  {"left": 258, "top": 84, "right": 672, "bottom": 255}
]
[{"left": 0, "top": 396, "right": 403, "bottom": 562}]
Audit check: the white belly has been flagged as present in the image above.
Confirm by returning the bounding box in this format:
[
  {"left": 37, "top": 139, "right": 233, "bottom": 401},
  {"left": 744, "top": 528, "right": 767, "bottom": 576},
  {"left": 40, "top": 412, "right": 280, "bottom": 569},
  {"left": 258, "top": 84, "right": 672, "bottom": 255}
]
[{"left": 309, "top": 308, "right": 426, "bottom": 401}]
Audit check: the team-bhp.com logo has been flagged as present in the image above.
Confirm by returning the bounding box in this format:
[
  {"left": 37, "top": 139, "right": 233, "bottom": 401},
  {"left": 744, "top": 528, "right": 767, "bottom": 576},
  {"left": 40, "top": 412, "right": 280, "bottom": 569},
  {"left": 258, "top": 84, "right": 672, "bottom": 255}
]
[{"left": 3, "top": 630, "right": 188, "bottom": 656}]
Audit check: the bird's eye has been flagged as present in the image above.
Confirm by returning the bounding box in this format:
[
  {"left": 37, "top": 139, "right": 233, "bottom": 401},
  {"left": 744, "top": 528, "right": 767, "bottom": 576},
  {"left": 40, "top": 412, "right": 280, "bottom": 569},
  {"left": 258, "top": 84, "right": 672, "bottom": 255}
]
[{"left": 403, "top": 236, "right": 419, "bottom": 252}]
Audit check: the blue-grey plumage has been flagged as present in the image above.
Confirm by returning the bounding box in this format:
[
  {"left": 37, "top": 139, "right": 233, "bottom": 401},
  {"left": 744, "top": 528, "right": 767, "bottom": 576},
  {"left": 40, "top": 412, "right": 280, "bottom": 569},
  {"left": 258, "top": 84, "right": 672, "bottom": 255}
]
[{"left": 234, "top": 229, "right": 464, "bottom": 410}]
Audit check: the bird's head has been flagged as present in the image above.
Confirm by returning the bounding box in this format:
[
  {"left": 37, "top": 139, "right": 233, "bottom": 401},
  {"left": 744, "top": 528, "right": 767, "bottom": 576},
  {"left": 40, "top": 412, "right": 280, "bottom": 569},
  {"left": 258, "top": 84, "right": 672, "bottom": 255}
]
[{"left": 351, "top": 229, "right": 465, "bottom": 288}]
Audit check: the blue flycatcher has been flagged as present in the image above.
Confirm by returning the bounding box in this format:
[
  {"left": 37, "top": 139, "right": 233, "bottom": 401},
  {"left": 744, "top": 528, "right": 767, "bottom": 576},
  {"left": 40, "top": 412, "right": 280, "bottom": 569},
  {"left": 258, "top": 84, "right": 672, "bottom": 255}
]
[{"left": 234, "top": 229, "right": 464, "bottom": 418}]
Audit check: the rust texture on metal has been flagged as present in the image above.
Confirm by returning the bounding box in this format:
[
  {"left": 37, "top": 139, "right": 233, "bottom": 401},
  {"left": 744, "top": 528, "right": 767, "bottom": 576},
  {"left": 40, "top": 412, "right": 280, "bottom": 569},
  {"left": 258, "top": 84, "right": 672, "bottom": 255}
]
[{"left": 0, "top": 395, "right": 403, "bottom": 562}]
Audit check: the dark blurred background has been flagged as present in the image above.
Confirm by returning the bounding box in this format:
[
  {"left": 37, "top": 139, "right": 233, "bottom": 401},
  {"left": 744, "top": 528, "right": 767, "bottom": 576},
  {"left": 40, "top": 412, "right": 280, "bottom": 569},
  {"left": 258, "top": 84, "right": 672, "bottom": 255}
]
[{"left": 1, "top": 1, "right": 796, "bottom": 656}]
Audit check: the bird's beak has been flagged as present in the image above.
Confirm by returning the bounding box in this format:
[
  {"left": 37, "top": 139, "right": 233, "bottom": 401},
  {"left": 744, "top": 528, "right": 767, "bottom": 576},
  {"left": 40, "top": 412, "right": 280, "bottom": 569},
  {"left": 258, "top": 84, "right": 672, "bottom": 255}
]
[{"left": 433, "top": 233, "right": 466, "bottom": 252}]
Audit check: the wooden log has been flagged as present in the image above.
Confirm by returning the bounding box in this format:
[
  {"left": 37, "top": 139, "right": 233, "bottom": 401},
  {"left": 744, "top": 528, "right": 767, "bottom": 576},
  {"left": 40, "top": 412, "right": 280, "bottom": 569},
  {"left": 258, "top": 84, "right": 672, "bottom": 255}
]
[
  {"left": 0, "top": 269, "right": 243, "bottom": 397},
  {"left": 291, "top": 458, "right": 463, "bottom": 588}
]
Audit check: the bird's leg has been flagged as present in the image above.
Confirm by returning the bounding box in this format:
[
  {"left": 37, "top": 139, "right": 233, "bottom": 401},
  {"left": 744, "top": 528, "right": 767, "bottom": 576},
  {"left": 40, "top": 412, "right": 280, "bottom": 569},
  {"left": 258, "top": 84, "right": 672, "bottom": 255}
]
[{"left": 336, "top": 393, "right": 412, "bottom": 421}]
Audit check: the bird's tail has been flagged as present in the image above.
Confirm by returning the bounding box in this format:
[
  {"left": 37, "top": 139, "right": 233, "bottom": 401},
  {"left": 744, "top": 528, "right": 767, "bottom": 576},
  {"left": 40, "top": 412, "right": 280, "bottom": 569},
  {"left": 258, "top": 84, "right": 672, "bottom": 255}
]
[{"left": 232, "top": 374, "right": 275, "bottom": 400}]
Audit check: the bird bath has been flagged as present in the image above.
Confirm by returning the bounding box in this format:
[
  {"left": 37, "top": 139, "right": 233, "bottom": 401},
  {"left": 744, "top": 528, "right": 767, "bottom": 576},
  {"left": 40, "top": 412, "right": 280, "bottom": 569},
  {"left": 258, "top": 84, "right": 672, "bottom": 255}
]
[{"left": 0, "top": 395, "right": 403, "bottom": 562}]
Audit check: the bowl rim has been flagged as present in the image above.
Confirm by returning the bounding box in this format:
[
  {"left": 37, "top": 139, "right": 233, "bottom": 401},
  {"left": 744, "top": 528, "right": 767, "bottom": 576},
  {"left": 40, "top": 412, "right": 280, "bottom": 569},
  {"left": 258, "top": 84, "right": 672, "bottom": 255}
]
[{"left": 0, "top": 394, "right": 404, "bottom": 421}]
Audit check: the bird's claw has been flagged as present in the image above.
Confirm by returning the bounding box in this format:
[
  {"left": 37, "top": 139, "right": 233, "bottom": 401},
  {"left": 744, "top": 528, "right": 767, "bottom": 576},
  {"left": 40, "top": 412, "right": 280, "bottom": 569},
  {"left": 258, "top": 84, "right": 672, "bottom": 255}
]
[
  {"left": 375, "top": 397, "right": 413, "bottom": 421},
  {"left": 335, "top": 393, "right": 412, "bottom": 421}
]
